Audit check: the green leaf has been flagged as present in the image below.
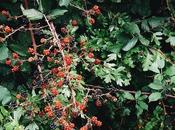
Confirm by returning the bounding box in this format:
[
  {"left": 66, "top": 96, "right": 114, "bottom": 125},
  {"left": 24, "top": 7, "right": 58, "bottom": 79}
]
[
  {"left": 143, "top": 52, "right": 153, "bottom": 71},
  {"left": 47, "top": 9, "right": 67, "bottom": 20},
  {"left": 122, "top": 37, "right": 138, "bottom": 51},
  {"left": 123, "top": 22, "right": 140, "bottom": 35},
  {"left": 0, "top": 106, "right": 9, "bottom": 116},
  {"left": 165, "top": 65, "right": 175, "bottom": 76},
  {"left": 4, "top": 122, "right": 14, "bottom": 130},
  {"left": 0, "top": 113, "right": 3, "bottom": 123},
  {"left": 25, "top": 123, "right": 39, "bottom": 130},
  {"left": 59, "top": 0, "right": 71, "bottom": 7},
  {"left": 13, "top": 107, "right": 24, "bottom": 121},
  {"left": 139, "top": 35, "right": 149, "bottom": 46},
  {"left": 148, "top": 17, "right": 165, "bottom": 28},
  {"left": 148, "top": 81, "right": 163, "bottom": 90},
  {"left": 149, "top": 92, "right": 162, "bottom": 102},
  {"left": 123, "top": 92, "right": 134, "bottom": 100},
  {"left": 138, "top": 101, "right": 148, "bottom": 110},
  {"left": 166, "top": 36, "right": 175, "bottom": 46},
  {"left": 0, "top": 45, "right": 9, "bottom": 60},
  {"left": 149, "top": 62, "right": 160, "bottom": 73},
  {"left": 0, "top": 86, "right": 11, "bottom": 105},
  {"left": 135, "top": 91, "right": 141, "bottom": 99},
  {"left": 22, "top": 8, "right": 43, "bottom": 21}
]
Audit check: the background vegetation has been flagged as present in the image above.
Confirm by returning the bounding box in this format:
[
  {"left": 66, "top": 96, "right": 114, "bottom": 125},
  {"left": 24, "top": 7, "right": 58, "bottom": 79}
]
[{"left": 0, "top": 0, "right": 175, "bottom": 130}]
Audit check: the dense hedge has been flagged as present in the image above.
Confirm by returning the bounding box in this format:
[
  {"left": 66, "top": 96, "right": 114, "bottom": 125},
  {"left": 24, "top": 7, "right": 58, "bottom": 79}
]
[{"left": 0, "top": 0, "right": 175, "bottom": 130}]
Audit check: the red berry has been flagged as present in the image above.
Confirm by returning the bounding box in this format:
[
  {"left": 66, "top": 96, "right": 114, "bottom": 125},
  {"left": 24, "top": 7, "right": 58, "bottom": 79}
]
[
  {"left": 76, "top": 75, "right": 82, "bottom": 80},
  {"left": 28, "top": 47, "right": 35, "bottom": 55},
  {"left": 91, "top": 116, "right": 97, "bottom": 123},
  {"left": 47, "top": 56, "right": 53, "bottom": 62},
  {"left": 88, "top": 52, "right": 94, "bottom": 58},
  {"left": 71, "top": 20, "right": 78, "bottom": 26},
  {"left": 47, "top": 111, "right": 54, "bottom": 117},
  {"left": 63, "top": 37, "right": 71, "bottom": 44},
  {"left": 43, "top": 49, "right": 50, "bottom": 56},
  {"left": 57, "top": 80, "right": 63, "bottom": 88},
  {"left": 1, "top": 10, "right": 10, "bottom": 18},
  {"left": 61, "top": 27, "right": 68, "bottom": 34},
  {"left": 55, "top": 100, "right": 62, "bottom": 109},
  {"left": 93, "top": 5, "right": 99, "bottom": 11},
  {"left": 40, "top": 38, "right": 47, "bottom": 44},
  {"left": 5, "top": 58, "right": 11, "bottom": 65},
  {"left": 79, "top": 104, "right": 85, "bottom": 111},
  {"left": 51, "top": 88, "right": 58, "bottom": 96},
  {"left": 64, "top": 55, "right": 72, "bottom": 66},
  {"left": 11, "top": 65, "right": 19, "bottom": 72},
  {"left": 16, "top": 94, "right": 21, "bottom": 99},
  {"left": 12, "top": 53, "right": 19, "bottom": 59},
  {"left": 94, "top": 58, "right": 101, "bottom": 65},
  {"left": 57, "top": 71, "right": 65, "bottom": 78},
  {"left": 4, "top": 26, "right": 11, "bottom": 33},
  {"left": 95, "top": 99, "right": 102, "bottom": 107},
  {"left": 89, "top": 18, "right": 95, "bottom": 25},
  {"left": 44, "top": 105, "right": 52, "bottom": 112}
]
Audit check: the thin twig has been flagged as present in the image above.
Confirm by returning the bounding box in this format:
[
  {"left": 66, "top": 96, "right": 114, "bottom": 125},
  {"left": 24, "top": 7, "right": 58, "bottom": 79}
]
[{"left": 85, "top": 84, "right": 175, "bottom": 99}]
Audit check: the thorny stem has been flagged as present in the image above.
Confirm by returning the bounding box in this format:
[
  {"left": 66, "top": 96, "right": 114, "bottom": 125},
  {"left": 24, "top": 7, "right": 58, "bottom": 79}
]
[
  {"left": 43, "top": 15, "right": 76, "bottom": 106},
  {"left": 24, "top": 0, "right": 44, "bottom": 81}
]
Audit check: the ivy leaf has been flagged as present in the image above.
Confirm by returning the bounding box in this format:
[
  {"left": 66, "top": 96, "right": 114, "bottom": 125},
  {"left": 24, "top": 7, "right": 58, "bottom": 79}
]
[
  {"left": 25, "top": 122, "right": 39, "bottom": 130},
  {"left": 123, "top": 92, "right": 135, "bottom": 100},
  {"left": 47, "top": 9, "right": 68, "bottom": 20},
  {"left": 0, "top": 86, "right": 11, "bottom": 105},
  {"left": 0, "top": 45, "right": 9, "bottom": 60},
  {"left": 22, "top": 8, "right": 43, "bottom": 21},
  {"left": 59, "top": 0, "right": 71, "bottom": 7},
  {"left": 122, "top": 37, "right": 138, "bottom": 51},
  {"left": 149, "top": 92, "right": 162, "bottom": 102}
]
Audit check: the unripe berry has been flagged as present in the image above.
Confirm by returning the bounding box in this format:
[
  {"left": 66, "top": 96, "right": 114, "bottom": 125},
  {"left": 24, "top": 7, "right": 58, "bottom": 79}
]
[
  {"left": 51, "top": 88, "right": 58, "bottom": 96},
  {"left": 71, "top": 20, "right": 78, "bottom": 26},
  {"left": 40, "top": 38, "right": 47, "bottom": 44},
  {"left": 63, "top": 37, "right": 71, "bottom": 44},
  {"left": 16, "top": 94, "right": 21, "bottom": 99},
  {"left": 11, "top": 66, "right": 19, "bottom": 72},
  {"left": 88, "top": 52, "right": 94, "bottom": 58},
  {"left": 94, "top": 58, "right": 101, "bottom": 65},
  {"left": 89, "top": 18, "right": 95, "bottom": 25},
  {"left": 4, "top": 26, "right": 12, "bottom": 33},
  {"left": 12, "top": 53, "right": 19, "bottom": 59},
  {"left": 57, "top": 80, "right": 63, "bottom": 88},
  {"left": 5, "top": 58, "right": 11, "bottom": 65},
  {"left": 43, "top": 49, "right": 50, "bottom": 56}
]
